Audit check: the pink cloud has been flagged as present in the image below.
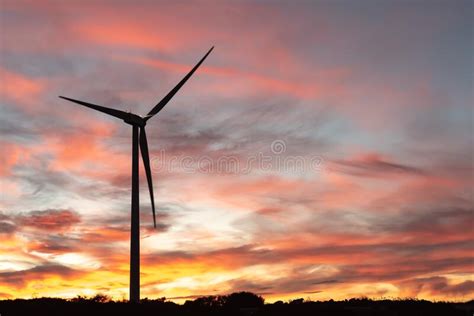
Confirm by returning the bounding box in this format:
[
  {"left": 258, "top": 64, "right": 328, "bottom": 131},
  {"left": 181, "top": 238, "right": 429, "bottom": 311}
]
[{"left": 0, "top": 68, "right": 45, "bottom": 112}]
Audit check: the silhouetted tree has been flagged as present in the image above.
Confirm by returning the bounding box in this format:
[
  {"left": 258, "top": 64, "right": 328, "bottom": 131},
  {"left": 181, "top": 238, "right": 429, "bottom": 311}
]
[
  {"left": 223, "top": 291, "right": 264, "bottom": 309},
  {"left": 0, "top": 293, "right": 472, "bottom": 316},
  {"left": 91, "top": 293, "right": 111, "bottom": 303},
  {"left": 289, "top": 298, "right": 304, "bottom": 305}
]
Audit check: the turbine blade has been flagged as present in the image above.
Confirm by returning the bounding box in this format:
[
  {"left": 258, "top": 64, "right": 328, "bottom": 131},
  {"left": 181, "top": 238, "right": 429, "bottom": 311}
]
[
  {"left": 139, "top": 127, "right": 156, "bottom": 228},
  {"left": 146, "top": 46, "right": 214, "bottom": 120},
  {"left": 59, "top": 96, "right": 129, "bottom": 121}
]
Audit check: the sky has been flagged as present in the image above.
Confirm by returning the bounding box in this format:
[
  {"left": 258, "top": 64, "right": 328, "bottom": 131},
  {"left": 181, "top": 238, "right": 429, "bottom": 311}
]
[{"left": 0, "top": 0, "right": 473, "bottom": 302}]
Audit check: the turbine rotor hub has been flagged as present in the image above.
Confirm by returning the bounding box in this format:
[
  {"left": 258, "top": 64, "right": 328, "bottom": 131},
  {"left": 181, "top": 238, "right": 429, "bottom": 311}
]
[{"left": 124, "top": 113, "right": 146, "bottom": 127}]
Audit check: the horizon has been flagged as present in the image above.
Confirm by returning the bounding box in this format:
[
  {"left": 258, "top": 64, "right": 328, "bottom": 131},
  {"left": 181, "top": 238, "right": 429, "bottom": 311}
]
[
  {"left": 1, "top": 291, "right": 473, "bottom": 304},
  {"left": 0, "top": 0, "right": 473, "bottom": 303},
  {"left": 2, "top": 292, "right": 471, "bottom": 316},
  {"left": 1, "top": 296, "right": 473, "bottom": 305}
]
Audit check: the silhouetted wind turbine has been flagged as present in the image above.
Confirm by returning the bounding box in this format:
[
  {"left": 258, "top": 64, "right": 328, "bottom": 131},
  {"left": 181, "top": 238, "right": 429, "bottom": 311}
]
[{"left": 59, "top": 47, "right": 213, "bottom": 303}]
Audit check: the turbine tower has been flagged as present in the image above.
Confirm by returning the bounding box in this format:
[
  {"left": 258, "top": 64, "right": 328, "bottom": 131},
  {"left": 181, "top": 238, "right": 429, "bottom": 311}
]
[{"left": 59, "top": 47, "right": 213, "bottom": 303}]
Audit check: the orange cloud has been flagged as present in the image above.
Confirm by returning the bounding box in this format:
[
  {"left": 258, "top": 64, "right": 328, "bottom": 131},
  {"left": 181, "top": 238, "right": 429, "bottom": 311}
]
[
  {"left": 74, "top": 22, "right": 171, "bottom": 52},
  {"left": 117, "top": 54, "right": 347, "bottom": 100},
  {"left": 18, "top": 209, "right": 81, "bottom": 232},
  {"left": 0, "top": 142, "right": 24, "bottom": 176},
  {"left": 0, "top": 68, "right": 45, "bottom": 112}
]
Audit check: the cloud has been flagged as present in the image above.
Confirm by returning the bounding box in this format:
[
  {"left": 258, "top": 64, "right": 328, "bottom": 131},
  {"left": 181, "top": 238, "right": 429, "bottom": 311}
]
[
  {"left": 17, "top": 209, "right": 81, "bottom": 231},
  {"left": 142, "top": 238, "right": 473, "bottom": 278},
  {"left": 121, "top": 54, "right": 347, "bottom": 100},
  {"left": 332, "top": 152, "right": 425, "bottom": 178},
  {"left": 374, "top": 207, "right": 474, "bottom": 237},
  {"left": 26, "top": 234, "right": 80, "bottom": 254},
  {"left": 0, "top": 141, "right": 28, "bottom": 176},
  {"left": 0, "top": 68, "right": 45, "bottom": 112},
  {"left": 140, "top": 239, "right": 473, "bottom": 298},
  {"left": 400, "top": 276, "right": 474, "bottom": 298},
  {"left": 0, "top": 221, "right": 16, "bottom": 234},
  {"left": 0, "top": 264, "right": 83, "bottom": 288}
]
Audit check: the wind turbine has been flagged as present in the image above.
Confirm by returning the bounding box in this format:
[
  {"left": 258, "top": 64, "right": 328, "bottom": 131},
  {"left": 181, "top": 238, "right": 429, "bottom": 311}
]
[{"left": 59, "top": 47, "right": 214, "bottom": 303}]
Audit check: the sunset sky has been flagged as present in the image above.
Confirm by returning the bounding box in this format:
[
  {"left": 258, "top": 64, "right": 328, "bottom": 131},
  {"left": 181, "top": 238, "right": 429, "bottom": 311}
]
[{"left": 0, "top": 0, "right": 473, "bottom": 302}]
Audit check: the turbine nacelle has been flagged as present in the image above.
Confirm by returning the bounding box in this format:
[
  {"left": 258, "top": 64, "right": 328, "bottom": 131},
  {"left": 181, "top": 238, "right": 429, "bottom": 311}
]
[{"left": 123, "top": 112, "right": 146, "bottom": 127}]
